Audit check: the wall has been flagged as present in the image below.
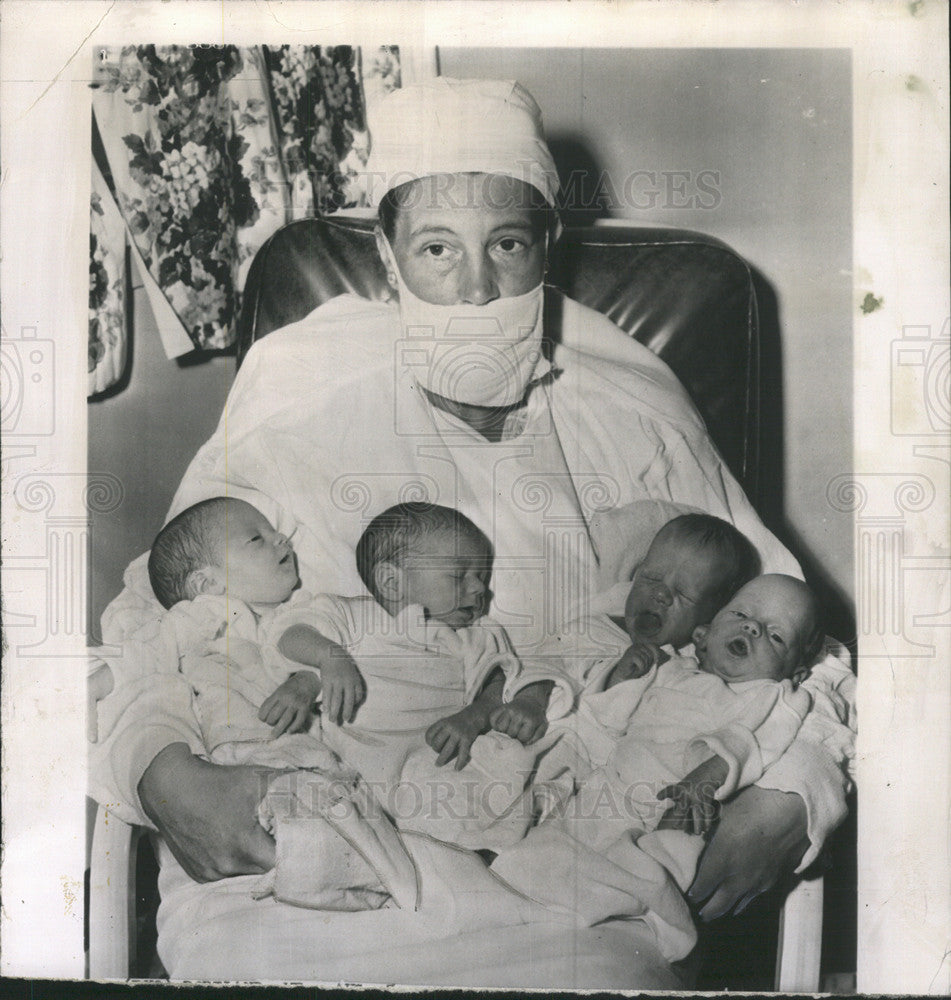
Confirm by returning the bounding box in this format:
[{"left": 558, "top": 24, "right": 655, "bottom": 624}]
[
  {"left": 440, "top": 47, "right": 854, "bottom": 636},
  {"left": 87, "top": 261, "right": 233, "bottom": 639}
]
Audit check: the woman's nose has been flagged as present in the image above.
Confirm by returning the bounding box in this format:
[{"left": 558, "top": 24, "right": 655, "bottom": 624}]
[{"left": 459, "top": 254, "right": 499, "bottom": 305}]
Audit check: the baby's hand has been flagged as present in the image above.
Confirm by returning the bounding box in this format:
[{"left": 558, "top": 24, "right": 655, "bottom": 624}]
[
  {"left": 259, "top": 670, "right": 322, "bottom": 736},
  {"left": 319, "top": 652, "right": 366, "bottom": 726},
  {"left": 657, "top": 755, "right": 729, "bottom": 835},
  {"left": 489, "top": 698, "right": 548, "bottom": 745},
  {"left": 425, "top": 705, "right": 491, "bottom": 770},
  {"left": 604, "top": 640, "right": 658, "bottom": 688}
]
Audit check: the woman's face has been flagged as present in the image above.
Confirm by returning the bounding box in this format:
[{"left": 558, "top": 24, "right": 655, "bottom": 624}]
[{"left": 378, "top": 173, "right": 547, "bottom": 306}]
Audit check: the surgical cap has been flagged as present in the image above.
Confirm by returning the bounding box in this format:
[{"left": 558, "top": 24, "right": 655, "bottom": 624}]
[{"left": 364, "top": 77, "right": 560, "bottom": 207}]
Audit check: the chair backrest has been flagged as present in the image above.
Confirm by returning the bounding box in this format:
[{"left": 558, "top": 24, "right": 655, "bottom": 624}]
[{"left": 236, "top": 218, "right": 760, "bottom": 503}]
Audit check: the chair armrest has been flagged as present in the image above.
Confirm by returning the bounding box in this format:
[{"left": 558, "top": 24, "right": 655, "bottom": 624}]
[
  {"left": 774, "top": 874, "right": 824, "bottom": 992},
  {"left": 88, "top": 802, "right": 142, "bottom": 979}
]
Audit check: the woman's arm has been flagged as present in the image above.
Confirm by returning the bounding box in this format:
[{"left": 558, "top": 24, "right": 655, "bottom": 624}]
[
  {"left": 687, "top": 785, "right": 811, "bottom": 919},
  {"left": 138, "top": 743, "right": 278, "bottom": 881},
  {"left": 90, "top": 669, "right": 281, "bottom": 880}
]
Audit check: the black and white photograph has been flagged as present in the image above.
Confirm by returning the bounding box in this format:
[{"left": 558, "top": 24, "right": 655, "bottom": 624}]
[{"left": 1, "top": 1, "right": 948, "bottom": 994}]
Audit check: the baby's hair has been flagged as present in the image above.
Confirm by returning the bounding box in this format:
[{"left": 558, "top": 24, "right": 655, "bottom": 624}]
[
  {"left": 148, "top": 497, "right": 231, "bottom": 609},
  {"left": 658, "top": 513, "right": 760, "bottom": 605},
  {"left": 356, "top": 502, "right": 492, "bottom": 603}
]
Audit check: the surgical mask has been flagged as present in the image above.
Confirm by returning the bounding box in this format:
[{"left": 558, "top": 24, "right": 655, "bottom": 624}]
[{"left": 382, "top": 238, "right": 546, "bottom": 408}]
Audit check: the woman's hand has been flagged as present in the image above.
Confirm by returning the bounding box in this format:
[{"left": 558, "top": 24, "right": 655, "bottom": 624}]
[
  {"left": 138, "top": 743, "right": 280, "bottom": 882},
  {"left": 684, "top": 784, "right": 810, "bottom": 920}
]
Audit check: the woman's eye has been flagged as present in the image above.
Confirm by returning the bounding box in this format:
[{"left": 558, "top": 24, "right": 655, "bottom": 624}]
[
  {"left": 496, "top": 237, "right": 524, "bottom": 253},
  {"left": 424, "top": 244, "right": 448, "bottom": 258}
]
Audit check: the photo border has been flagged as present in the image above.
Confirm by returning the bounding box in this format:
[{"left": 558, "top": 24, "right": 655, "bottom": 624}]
[{"left": 1, "top": 1, "right": 948, "bottom": 991}]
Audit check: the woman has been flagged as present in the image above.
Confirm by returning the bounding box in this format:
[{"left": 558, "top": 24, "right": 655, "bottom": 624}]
[{"left": 91, "top": 78, "right": 852, "bottom": 985}]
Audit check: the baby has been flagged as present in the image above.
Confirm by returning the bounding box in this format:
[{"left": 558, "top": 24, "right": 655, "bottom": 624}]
[
  {"left": 285, "top": 503, "right": 568, "bottom": 852},
  {"left": 88, "top": 497, "right": 323, "bottom": 747},
  {"left": 148, "top": 496, "right": 330, "bottom": 747},
  {"left": 279, "top": 501, "right": 558, "bottom": 783}
]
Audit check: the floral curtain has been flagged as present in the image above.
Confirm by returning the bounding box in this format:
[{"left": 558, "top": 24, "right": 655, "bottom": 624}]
[{"left": 89, "top": 44, "right": 401, "bottom": 396}]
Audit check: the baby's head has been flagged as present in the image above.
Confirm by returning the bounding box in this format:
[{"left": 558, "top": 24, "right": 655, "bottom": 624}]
[
  {"left": 356, "top": 502, "right": 492, "bottom": 628},
  {"left": 148, "top": 497, "right": 298, "bottom": 610},
  {"left": 624, "top": 513, "right": 760, "bottom": 650},
  {"left": 693, "top": 574, "right": 823, "bottom": 684}
]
